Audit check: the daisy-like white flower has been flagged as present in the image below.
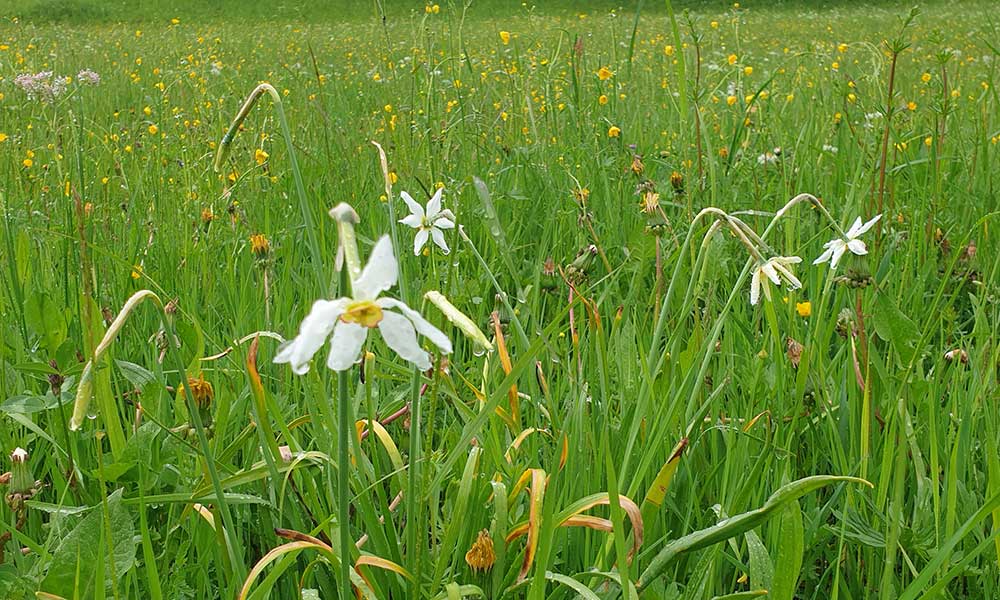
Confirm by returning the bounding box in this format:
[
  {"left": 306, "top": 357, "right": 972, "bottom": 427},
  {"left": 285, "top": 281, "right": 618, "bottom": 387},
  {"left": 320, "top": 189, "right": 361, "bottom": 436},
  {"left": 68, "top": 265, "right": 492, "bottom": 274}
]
[
  {"left": 750, "top": 256, "right": 803, "bottom": 305},
  {"left": 274, "top": 236, "right": 452, "bottom": 373},
  {"left": 399, "top": 188, "right": 455, "bottom": 255},
  {"left": 813, "top": 214, "right": 881, "bottom": 269}
]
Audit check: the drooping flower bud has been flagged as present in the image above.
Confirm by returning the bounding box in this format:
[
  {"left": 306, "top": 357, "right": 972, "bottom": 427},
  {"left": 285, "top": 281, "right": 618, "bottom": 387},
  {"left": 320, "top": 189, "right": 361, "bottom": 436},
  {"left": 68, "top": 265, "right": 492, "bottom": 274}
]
[{"left": 8, "top": 447, "right": 33, "bottom": 495}]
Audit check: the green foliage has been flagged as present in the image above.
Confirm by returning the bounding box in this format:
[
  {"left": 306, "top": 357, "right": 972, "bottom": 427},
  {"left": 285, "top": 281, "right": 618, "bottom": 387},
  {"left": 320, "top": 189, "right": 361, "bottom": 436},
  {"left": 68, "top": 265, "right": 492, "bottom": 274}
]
[{"left": 1, "top": 1, "right": 999, "bottom": 598}]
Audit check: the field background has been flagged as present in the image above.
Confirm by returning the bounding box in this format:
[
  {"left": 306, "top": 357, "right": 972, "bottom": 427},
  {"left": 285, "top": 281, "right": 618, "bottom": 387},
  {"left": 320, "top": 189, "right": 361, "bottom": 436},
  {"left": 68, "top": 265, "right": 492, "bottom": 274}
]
[{"left": 1, "top": 0, "right": 999, "bottom": 599}]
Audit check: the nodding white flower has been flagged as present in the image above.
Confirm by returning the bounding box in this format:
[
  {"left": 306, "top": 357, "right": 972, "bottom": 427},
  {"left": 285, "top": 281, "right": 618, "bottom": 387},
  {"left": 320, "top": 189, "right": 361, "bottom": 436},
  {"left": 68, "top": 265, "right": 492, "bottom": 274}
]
[
  {"left": 274, "top": 236, "right": 452, "bottom": 373},
  {"left": 399, "top": 188, "right": 455, "bottom": 255},
  {"left": 750, "top": 256, "right": 803, "bottom": 305},
  {"left": 813, "top": 214, "right": 881, "bottom": 269},
  {"left": 10, "top": 447, "right": 28, "bottom": 463},
  {"left": 757, "top": 147, "right": 782, "bottom": 166}
]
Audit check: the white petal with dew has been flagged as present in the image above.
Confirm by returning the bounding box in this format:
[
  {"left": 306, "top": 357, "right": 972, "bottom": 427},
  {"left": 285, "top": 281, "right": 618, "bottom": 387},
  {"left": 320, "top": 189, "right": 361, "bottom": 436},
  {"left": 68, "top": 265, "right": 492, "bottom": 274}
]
[
  {"left": 430, "top": 227, "right": 450, "bottom": 254},
  {"left": 426, "top": 187, "right": 443, "bottom": 218},
  {"left": 379, "top": 298, "right": 453, "bottom": 353},
  {"left": 761, "top": 262, "right": 781, "bottom": 285},
  {"left": 845, "top": 216, "right": 865, "bottom": 239},
  {"left": 400, "top": 191, "right": 424, "bottom": 219},
  {"left": 274, "top": 299, "right": 348, "bottom": 374},
  {"left": 847, "top": 239, "right": 868, "bottom": 256},
  {"left": 326, "top": 322, "right": 368, "bottom": 371},
  {"left": 378, "top": 311, "right": 431, "bottom": 370},
  {"left": 353, "top": 236, "right": 398, "bottom": 300},
  {"left": 413, "top": 229, "right": 429, "bottom": 255},
  {"left": 829, "top": 242, "right": 848, "bottom": 269},
  {"left": 399, "top": 214, "right": 423, "bottom": 229},
  {"left": 854, "top": 214, "right": 881, "bottom": 236},
  {"left": 813, "top": 245, "right": 835, "bottom": 266}
]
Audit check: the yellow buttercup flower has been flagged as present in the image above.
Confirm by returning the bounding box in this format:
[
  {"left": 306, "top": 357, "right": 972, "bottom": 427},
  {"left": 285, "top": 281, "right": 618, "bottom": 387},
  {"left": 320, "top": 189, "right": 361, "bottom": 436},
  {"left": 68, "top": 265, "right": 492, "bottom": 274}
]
[
  {"left": 607, "top": 125, "right": 621, "bottom": 138},
  {"left": 255, "top": 148, "right": 269, "bottom": 165},
  {"left": 597, "top": 66, "right": 613, "bottom": 81},
  {"left": 796, "top": 301, "right": 812, "bottom": 317},
  {"left": 499, "top": 31, "right": 510, "bottom": 45}
]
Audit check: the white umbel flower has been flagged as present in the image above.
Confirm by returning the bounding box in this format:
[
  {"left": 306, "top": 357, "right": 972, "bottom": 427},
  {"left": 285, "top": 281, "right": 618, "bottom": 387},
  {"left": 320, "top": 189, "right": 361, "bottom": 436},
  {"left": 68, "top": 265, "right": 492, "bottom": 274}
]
[
  {"left": 813, "top": 214, "right": 881, "bottom": 269},
  {"left": 399, "top": 188, "right": 455, "bottom": 255},
  {"left": 750, "top": 256, "right": 803, "bottom": 305},
  {"left": 274, "top": 236, "right": 452, "bottom": 373}
]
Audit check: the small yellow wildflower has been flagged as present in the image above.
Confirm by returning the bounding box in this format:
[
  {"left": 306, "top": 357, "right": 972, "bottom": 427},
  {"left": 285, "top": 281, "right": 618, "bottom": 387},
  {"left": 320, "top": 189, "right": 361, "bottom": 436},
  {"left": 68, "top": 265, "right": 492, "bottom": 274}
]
[
  {"left": 597, "top": 66, "right": 614, "bottom": 81},
  {"left": 607, "top": 125, "right": 621, "bottom": 138},
  {"left": 796, "top": 302, "right": 812, "bottom": 318},
  {"left": 255, "top": 148, "right": 269, "bottom": 165},
  {"left": 499, "top": 31, "right": 510, "bottom": 45},
  {"left": 250, "top": 233, "right": 270, "bottom": 257}
]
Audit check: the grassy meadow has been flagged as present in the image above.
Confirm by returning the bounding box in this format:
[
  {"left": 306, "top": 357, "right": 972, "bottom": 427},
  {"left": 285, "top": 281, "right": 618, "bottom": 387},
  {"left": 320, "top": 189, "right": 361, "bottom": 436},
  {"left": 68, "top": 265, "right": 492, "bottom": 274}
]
[{"left": 1, "top": 0, "right": 999, "bottom": 598}]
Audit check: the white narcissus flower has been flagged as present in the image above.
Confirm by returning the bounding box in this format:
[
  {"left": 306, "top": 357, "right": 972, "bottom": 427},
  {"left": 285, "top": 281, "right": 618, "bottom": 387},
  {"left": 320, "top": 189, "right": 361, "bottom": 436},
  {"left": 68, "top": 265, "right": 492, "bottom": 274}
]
[
  {"left": 274, "top": 236, "right": 452, "bottom": 373},
  {"left": 399, "top": 188, "right": 455, "bottom": 255},
  {"left": 813, "top": 214, "right": 882, "bottom": 269},
  {"left": 750, "top": 256, "right": 803, "bottom": 305}
]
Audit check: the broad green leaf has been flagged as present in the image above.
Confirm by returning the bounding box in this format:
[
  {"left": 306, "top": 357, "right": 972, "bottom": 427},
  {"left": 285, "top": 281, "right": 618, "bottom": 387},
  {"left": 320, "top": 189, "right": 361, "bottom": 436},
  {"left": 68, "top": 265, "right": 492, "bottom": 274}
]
[
  {"left": 871, "top": 292, "right": 920, "bottom": 363},
  {"left": 40, "top": 489, "right": 137, "bottom": 599},
  {"left": 769, "top": 498, "right": 803, "bottom": 600},
  {"left": 25, "top": 291, "right": 68, "bottom": 354},
  {"left": 637, "top": 476, "right": 869, "bottom": 588},
  {"left": 745, "top": 529, "right": 772, "bottom": 592}
]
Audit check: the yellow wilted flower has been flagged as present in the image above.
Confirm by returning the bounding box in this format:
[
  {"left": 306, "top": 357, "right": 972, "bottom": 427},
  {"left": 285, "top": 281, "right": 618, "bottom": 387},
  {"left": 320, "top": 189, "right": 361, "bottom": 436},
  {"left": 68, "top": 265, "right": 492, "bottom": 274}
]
[
  {"left": 250, "top": 233, "right": 270, "bottom": 257},
  {"left": 183, "top": 373, "right": 214, "bottom": 409},
  {"left": 499, "top": 31, "right": 510, "bottom": 45},
  {"left": 597, "top": 66, "right": 613, "bottom": 81},
  {"left": 465, "top": 530, "right": 495, "bottom": 572}
]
